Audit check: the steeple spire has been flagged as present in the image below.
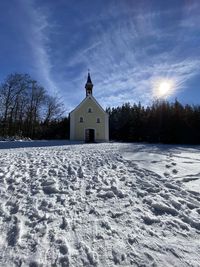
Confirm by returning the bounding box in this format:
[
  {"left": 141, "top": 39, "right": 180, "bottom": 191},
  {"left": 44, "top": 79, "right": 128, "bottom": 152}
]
[{"left": 85, "top": 70, "right": 93, "bottom": 96}]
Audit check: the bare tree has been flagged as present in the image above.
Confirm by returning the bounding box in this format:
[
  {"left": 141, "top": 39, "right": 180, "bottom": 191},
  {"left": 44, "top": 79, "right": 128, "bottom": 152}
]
[
  {"left": 44, "top": 95, "right": 65, "bottom": 125},
  {"left": 25, "top": 81, "right": 46, "bottom": 137},
  {"left": 0, "top": 73, "right": 66, "bottom": 139},
  {"left": 0, "top": 73, "right": 30, "bottom": 135}
]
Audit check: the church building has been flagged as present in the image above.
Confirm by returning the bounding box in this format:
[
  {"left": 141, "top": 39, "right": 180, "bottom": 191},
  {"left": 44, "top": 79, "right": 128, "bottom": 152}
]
[{"left": 70, "top": 73, "right": 109, "bottom": 142}]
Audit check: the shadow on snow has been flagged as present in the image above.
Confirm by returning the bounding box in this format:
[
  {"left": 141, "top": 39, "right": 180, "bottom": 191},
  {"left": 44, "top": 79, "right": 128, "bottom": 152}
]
[{"left": 0, "top": 140, "right": 84, "bottom": 150}]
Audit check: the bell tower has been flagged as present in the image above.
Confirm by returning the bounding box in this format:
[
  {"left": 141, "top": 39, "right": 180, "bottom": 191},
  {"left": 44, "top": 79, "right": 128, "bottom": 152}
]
[{"left": 85, "top": 71, "right": 93, "bottom": 97}]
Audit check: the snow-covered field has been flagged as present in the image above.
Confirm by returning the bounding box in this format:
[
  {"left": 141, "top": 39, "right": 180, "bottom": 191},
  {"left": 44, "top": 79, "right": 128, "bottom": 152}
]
[{"left": 0, "top": 141, "right": 200, "bottom": 267}]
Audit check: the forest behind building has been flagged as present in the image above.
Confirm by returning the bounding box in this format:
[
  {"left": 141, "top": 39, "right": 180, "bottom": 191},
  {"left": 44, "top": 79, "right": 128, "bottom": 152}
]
[{"left": 0, "top": 73, "right": 200, "bottom": 144}]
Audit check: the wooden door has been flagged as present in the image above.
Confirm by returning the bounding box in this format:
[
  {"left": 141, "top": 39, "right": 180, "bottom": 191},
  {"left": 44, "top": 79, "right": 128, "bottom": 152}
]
[{"left": 85, "top": 129, "right": 95, "bottom": 142}]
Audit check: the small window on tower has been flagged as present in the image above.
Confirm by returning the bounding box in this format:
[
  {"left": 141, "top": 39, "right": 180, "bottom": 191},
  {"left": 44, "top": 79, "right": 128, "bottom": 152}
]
[
  {"left": 97, "top": 118, "right": 100, "bottom": 123},
  {"left": 80, "top": 117, "right": 83, "bottom": 123},
  {"left": 88, "top": 108, "right": 92, "bottom": 113}
]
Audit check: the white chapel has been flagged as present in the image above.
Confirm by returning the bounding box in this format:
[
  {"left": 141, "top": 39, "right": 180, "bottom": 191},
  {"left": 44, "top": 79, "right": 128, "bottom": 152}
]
[{"left": 70, "top": 73, "right": 109, "bottom": 142}]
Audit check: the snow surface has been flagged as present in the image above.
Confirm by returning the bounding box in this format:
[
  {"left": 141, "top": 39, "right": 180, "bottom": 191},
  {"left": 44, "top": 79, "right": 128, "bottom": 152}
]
[{"left": 0, "top": 141, "right": 200, "bottom": 266}]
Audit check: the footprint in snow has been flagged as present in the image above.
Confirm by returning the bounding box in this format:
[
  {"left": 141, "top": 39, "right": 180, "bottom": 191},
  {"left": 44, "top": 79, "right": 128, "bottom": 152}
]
[
  {"left": 59, "top": 243, "right": 69, "bottom": 255},
  {"left": 29, "top": 261, "right": 41, "bottom": 267},
  {"left": 164, "top": 172, "right": 170, "bottom": 178},
  {"left": 172, "top": 169, "right": 178, "bottom": 174},
  {"left": 53, "top": 239, "right": 70, "bottom": 266},
  {"left": 78, "top": 167, "right": 84, "bottom": 178},
  {"left": 7, "top": 216, "right": 20, "bottom": 247},
  {"left": 165, "top": 164, "right": 171, "bottom": 168}
]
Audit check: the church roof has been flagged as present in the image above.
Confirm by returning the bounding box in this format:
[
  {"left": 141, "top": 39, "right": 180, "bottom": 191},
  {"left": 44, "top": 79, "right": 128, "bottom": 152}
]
[{"left": 70, "top": 95, "right": 108, "bottom": 115}]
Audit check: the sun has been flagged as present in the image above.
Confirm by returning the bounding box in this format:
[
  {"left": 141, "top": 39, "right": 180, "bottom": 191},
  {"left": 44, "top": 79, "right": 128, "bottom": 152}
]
[
  {"left": 153, "top": 79, "right": 174, "bottom": 98},
  {"left": 158, "top": 81, "right": 171, "bottom": 97}
]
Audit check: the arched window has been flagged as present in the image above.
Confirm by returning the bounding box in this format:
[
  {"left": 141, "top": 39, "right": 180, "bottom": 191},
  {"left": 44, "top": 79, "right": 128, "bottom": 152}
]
[
  {"left": 80, "top": 117, "right": 83, "bottom": 123},
  {"left": 96, "top": 118, "right": 100, "bottom": 123},
  {"left": 88, "top": 108, "right": 92, "bottom": 113}
]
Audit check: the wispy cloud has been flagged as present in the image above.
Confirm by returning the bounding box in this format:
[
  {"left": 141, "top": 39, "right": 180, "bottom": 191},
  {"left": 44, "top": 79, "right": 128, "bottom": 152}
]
[
  {"left": 62, "top": 1, "right": 200, "bottom": 108},
  {"left": 20, "top": 0, "right": 58, "bottom": 95},
  {"left": 16, "top": 0, "right": 200, "bottom": 111}
]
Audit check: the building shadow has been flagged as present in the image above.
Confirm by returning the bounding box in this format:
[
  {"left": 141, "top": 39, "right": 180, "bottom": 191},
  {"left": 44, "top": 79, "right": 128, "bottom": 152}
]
[{"left": 0, "top": 140, "right": 84, "bottom": 150}]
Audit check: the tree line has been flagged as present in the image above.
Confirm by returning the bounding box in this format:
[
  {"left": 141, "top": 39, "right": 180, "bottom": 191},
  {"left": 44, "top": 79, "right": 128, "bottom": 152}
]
[
  {"left": 1, "top": 72, "right": 200, "bottom": 144},
  {"left": 107, "top": 100, "right": 200, "bottom": 144},
  {"left": 0, "top": 73, "right": 69, "bottom": 139}
]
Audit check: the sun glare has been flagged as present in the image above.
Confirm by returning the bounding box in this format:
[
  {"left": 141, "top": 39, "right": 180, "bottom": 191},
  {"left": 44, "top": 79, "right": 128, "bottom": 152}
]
[
  {"left": 153, "top": 79, "right": 174, "bottom": 98},
  {"left": 158, "top": 82, "right": 171, "bottom": 96}
]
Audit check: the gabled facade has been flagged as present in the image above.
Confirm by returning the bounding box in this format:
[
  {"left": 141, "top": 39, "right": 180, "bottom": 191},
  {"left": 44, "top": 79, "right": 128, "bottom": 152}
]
[{"left": 70, "top": 73, "right": 109, "bottom": 142}]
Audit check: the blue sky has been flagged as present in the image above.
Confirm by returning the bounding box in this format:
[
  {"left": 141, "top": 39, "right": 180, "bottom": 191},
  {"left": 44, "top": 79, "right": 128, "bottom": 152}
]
[{"left": 0, "top": 0, "right": 200, "bottom": 112}]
